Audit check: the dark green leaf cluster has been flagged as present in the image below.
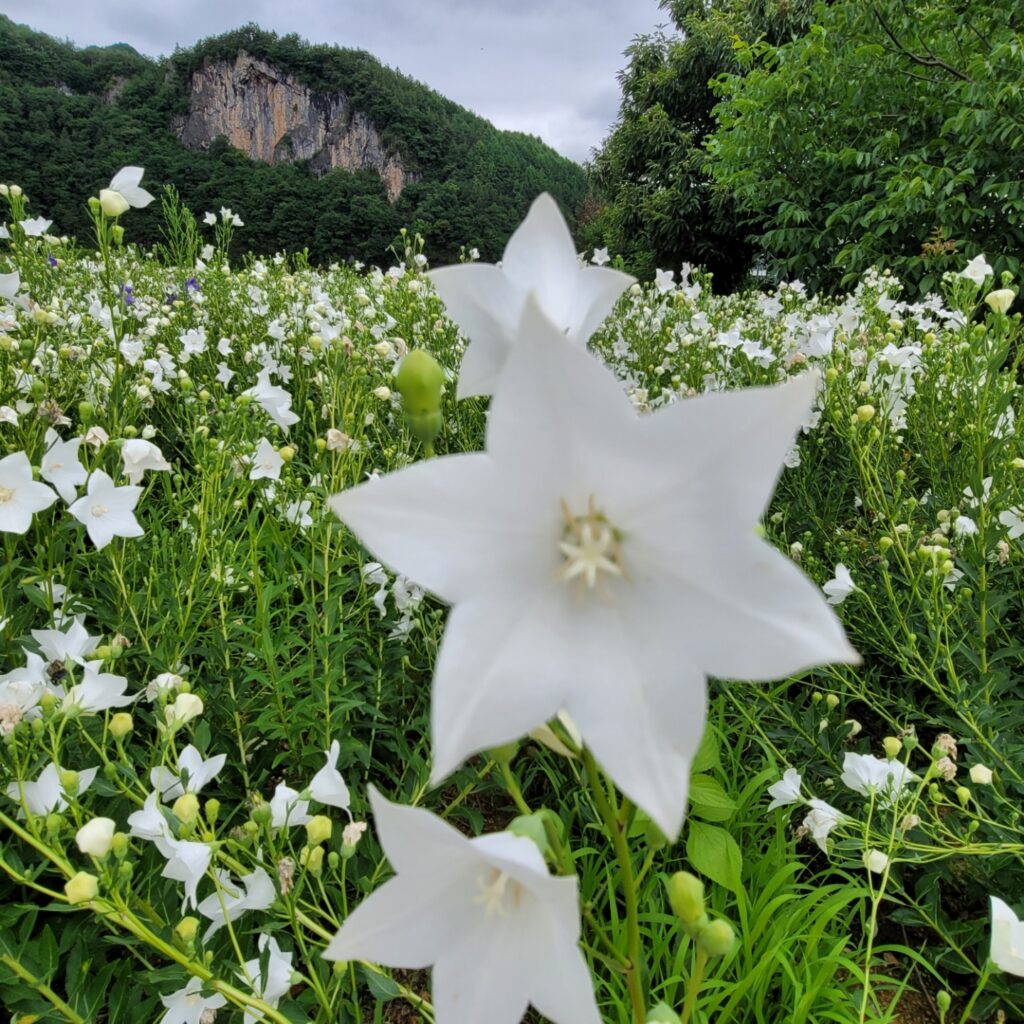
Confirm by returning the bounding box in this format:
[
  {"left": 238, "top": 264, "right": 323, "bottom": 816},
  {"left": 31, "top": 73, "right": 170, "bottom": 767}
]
[{"left": 0, "top": 16, "right": 588, "bottom": 265}]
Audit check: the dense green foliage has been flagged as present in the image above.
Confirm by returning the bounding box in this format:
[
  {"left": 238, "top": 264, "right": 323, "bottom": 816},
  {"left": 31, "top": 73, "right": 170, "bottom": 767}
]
[
  {"left": 586, "top": 0, "right": 816, "bottom": 290},
  {"left": 707, "top": 0, "right": 1024, "bottom": 293},
  {"left": 0, "top": 17, "right": 588, "bottom": 265}
]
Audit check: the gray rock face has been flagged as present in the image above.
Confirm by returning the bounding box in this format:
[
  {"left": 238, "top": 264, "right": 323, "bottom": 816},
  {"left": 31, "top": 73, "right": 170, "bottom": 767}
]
[{"left": 175, "top": 51, "right": 415, "bottom": 201}]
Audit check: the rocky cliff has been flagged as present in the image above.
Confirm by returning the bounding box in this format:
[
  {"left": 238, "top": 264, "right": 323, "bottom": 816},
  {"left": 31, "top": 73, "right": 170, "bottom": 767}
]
[{"left": 175, "top": 52, "right": 415, "bottom": 201}]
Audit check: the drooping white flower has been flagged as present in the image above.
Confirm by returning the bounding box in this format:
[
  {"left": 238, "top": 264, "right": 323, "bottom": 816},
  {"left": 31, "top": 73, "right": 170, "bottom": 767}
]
[
  {"left": 822, "top": 564, "right": 855, "bottom": 605},
  {"left": 324, "top": 788, "right": 600, "bottom": 1024},
  {"left": 40, "top": 429, "right": 87, "bottom": 503},
  {"left": 5, "top": 762, "right": 99, "bottom": 816},
  {"left": 197, "top": 866, "right": 276, "bottom": 940},
  {"left": 243, "top": 370, "right": 300, "bottom": 431},
  {"left": 766, "top": 768, "right": 802, "bottom": 810},
  {"left": 99, "top": 166, "right": 154, "bottom": 217},
  {"left": 0, "top": 451, "right": 58, "bottom": 534},
  {"left": 800, "top": 798, "right": 844, "bottom": 852},
  {"left": 249, "top": 438, "right": 284, "bottom": 481},
  {"left": 840, "top": 752, "right": 918, "bottom": 801},
  {"left": 158, "top": 977, "right": 226, "bottom": 1024},
  {"left": 309, "top": 740, "right": 350, "bottom": 810},
  {"left": 151, "top": 745, "right": 227, "bottom": 802},
  {"left": 991, "top": 896, "right": 1024, "bottom": 976},
  {"left": 121, "top": 439, "right": 171, "bottom": 485},
  {"left": 328, "top": 301, "right": 857, "bottom": 839},
  {"left": 63, "top": 661, "right": 134, "bottom": 714},
  {"left": 68, "top": 470, "right": 143, "bottom": 549},
  {"left": 241, "top": 935, "right": 293, "bottom": 1023},
  {"left": 427, "top": 194, "right": 634, "bottom": 398},
  {"left": 269, "top": 783, "right": 312, "bottom": 828}
]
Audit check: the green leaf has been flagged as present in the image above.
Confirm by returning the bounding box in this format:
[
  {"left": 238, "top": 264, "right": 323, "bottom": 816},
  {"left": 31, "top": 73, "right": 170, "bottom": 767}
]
[
  {"left": 363, "top": 965, "right": 402, "bottom": 1002},
  {"left": 691, "top": 728, "right": 719, "bottom": 773},
  {"left": 689, "top": 774, "right": 737, "bottom": 822},
  {"left": 686, "top": 820, "right": 743, "bottom": 894}
]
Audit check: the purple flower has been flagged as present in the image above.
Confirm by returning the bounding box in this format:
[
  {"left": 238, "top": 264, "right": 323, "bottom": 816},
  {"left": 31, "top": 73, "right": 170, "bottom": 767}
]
[
  {"left": 119, "top": 284, "right": 134, "bottom": 306},
  {"left": 47, "top": 255, "right": 58, "bottom": 268},
  {"left": 184, "top": 278, "right": 200, "bottom": 294}
]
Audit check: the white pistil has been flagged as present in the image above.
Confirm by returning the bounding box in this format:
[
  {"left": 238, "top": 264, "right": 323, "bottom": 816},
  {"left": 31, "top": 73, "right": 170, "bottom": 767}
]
[
  {"left": 557, "top": 496, "right": 626, "bottom": 592},
  {"left": 90, "top": 504, "right": 107, "bottom": 518},
  {"left": 474, "top": 867, "right": 522, "bottom": 918}
]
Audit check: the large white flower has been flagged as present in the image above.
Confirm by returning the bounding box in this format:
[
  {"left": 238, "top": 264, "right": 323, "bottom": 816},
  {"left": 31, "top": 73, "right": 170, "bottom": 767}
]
[
  {"left": 840, "top": 752, "right": 918, "bottom": 801},
  {"left": 68, "top": 470, "right": 143, "bottom": 549},
  {"left": 63, "top": 661, "right": 134, "bottom": 714},
  {"left": 0, "top": 451, "right": 58, "bottom": 534},
  {"left": 158, "top": 977, "right": 226, "bottom": 1024},
  {"left": 151, "top": 744, "right": 227, "bottom": 802},
  {"left": 324, "top": 788, "right": 600, "bottom": 1024},
  {"left": 5, "top": 762, "right": 99, "bottom": 816},
  {"left": 197, "top": 866, "right": 276, "bottom": 940},
  {"left": 822, "top": 564, "right": 855, "bottom": 605},
  {"left": 991, "top": 896, "right": 1024, "bottom": 976},
  {"left": 243, "top": 370, "right": 300, "bottom": 432},
  {"left": 99, "top": 166, "right": 154, "bottom": 217},
  {"left": 427, "top": 193, "right": 634, "bottom": 398},
  {"left": 329, "top": 301, "right": 858, "bottom": 839},
  {"left": 766, "top": 767, "right": 802, "bottom": 810},
  {"left": 241, "top": 935, "right": 293, "bottom": 1024}
]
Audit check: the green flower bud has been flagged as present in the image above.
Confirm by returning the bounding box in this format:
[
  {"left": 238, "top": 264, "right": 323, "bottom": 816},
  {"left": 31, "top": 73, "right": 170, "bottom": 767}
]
[
  {"left": 110, "top": 712, "right": 133, "bottom": 739},
  {"left": 205, "top": 798, "right": 221, "bottom": 825},
  {"left": 856, "top": 404, "right": 876, "bottom": 423},
  {"left": 172, "top": 793, "right": 200, "bottom": 826},
  {"left": 111, "top": 832, "right": 129, "bottom": 860},
  {"left": 508, "top": 813, "right": 550, "bottom": 857},
  {"left": 696, "top": 919, "right": 736, "bottom": 959},
  {"left": 882, "top": 736, "right": 902, "bottom": 759},
  {"left": 174, "top": 916, "right": 199, "bottom": 950},
  {"left": 491, "top": 741, "right": 520, "bottom": 765},
  {"left": 65, "top": 871, "right": 99, "bottom": 905},
  {"left": 300, "top": 844, "right": 325, "bottom": 875},
  {"left": 328, "top": 850, "right": 341, "bottom": 870},
  {"left": 45, "top": 812, "right": 63, "bottom": 838},
  {"left": 646, "top": 1003, "right": 683, "bottom": 1024},
  {"left": 397, "top": 349, "right": 445, "bottom": 444},
  {"left": 306, "top": 815, "right": 333, "bottom": 846},
  {"left": 59, "top": 769, "right": 80, "bottom": 796},
  {"left": 278, "top": 445, "right": 296, "bottom": 463},
  {"left": 955, "top": 786, "right": 971, "bottom": 807},
  {"left": 936, "top": 991, "right": 951, "bottom": 1015},
  {"left": 666, "top": 871, "right": 705, "bottom": 928},
  {"left": 825, "top": 694, "right": 840, "bottom": 711},
  {"left": 78, "top": 401, "right": 95, "bottom": 421},
  {"left": 250, "top": 803, "right": 271, "bottom": 828}
]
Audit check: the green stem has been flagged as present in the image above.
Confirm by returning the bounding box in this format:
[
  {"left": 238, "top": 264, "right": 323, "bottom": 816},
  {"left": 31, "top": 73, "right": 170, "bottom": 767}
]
[
  {"left": 680, "top": 949, "right": 709, "bottom": 1024},
  {"left": 957, "top": 962, "right": 993, "bottom": 1024},
  {"left": 582, "top": 747, "right": 646, "bottom": 1024},
  {"left": 0, "top": 954, "right": 87, "bottom": 1022}
]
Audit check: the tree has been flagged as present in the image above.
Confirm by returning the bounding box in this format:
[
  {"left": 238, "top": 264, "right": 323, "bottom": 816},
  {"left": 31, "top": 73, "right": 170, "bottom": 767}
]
[
  {"left": 708, "top": 0, "right": 1024, "bottom": 293},
  {"left": 588, "top": 0, "right": 817, "bottom": 290}
]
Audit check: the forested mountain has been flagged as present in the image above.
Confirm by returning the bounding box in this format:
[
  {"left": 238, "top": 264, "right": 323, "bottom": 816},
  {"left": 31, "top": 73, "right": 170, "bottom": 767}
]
[{"left": 0, "top": 18, "right": 588, "bottom": 264}]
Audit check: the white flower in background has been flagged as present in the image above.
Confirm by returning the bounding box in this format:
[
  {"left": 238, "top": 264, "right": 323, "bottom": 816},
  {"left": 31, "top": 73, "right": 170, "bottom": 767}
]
[
  {"left": 160, "top": 835, "right": 213, "bottom": 910},
  {"left": 158, "top": 977, "right": 226, "bottom": 1024},
  {"left": 0, "top": 405, "right": 18, "bottom": 425},
  {"left": 146, "top": 671, "right": 185, "bottom": 702},
  {"left": 197, "top": 866, "right": 276, "bottom": 940},
  {"left": 841, "top": 752, "right": 918, "bottom": 801},
  {"left": 991, "top": 897, "right": 1024, "bottom": 976},
  {"left": 215, "top": 362, "right": 234, "bottom": 386},
  {"left": 127, "top": 791, "right": 172, "bottom": 842},
  {"left": 998, "top": 507, "right": 1024, "bottom": 540},
  {"left": 822, "top": 564, "right": 856, "bottom": 605},
  {"left": 284, "top": 499, "right": 313, "bottom": 528},
  {"left": 0, "top": 218, "right": 52, "bottom": 239},
  {"left": 84, "top": 426, "right": 109, "bottom": 449},
  {"left": 243, "top": 370, "right": 300, "bottom": 432},
  {"left": 40, "top": 429, "right": 87, "bottom": 503},
  {"left": 99, "top": 166, "right": 155, "bottom": 217},
  {"left": 863, "top": 849, "right": 890, "bottom": 874},
  {"left": 151, "top": 745, "right": 227, "bottom": 801},
  {"left": 970, "top": 764, "right": 994, "bottom": 785},
  {"left": 249, "top": 438, "right": 283, "bottom": 481},
  {"left": 0, "top": 451, "right": 58, "bottom": 534},
  {"left": 121, "top": 439, "right": 171, "bottom": 485},
  {"left": 767, "top": 768, "right": 802, "bottom": 810},
  {"left": 241, "top": 935, "right": 293, "bottom": 1024},
  {"left": 427, "top": 193, "right": 634, "bottom": 398},
  {"left": 309, "top": 740, "right": 350, "bottom": 810},
  {"left": 63, "top": 661, "right": 134, "bottom": 714},
  {"left": 76, "top": 817, "right": 116, "bottom": 857},
  {"left": 269, "top": 783, "right": 312, "bottom": 828},
  {"left": 654, "top": 268, "right": 676, "bottom": 294},
  {"left": 959, "top": 254, "right": 993, "bottom": 287},
  {"left": 32, "top": 618, "right": 98, "bottom": 665},
  {"left": 5, "top": 762, "right": 99, "bottom": 816},
  {"left": 0, "top": 271, "right": 19, "bottom": 300},
  {"left": 165, "top": 693, "right": 203, "bottom": 729},
  {"left": 329, "top": 301, "right": 857, "bottom": 839},
  {"left": 324, "top": 788, "right": 600, "bottom": 1024},
  {"left": 68, "top": 470, "right": 143, "bottom": 549},
  {"left": 203, "top": 212, "right": 217, "bottom": 226},
  {"left": 801, "top": 798, "right": 844, "bottom": 852},
  {"left": 591, "top": 247, "right": 610, "bottom": 267},
  {"left": 119, "top": 337, "right": 144, "bottom": 365},
  {"left": 180, "top": 328, "right": 207, "bottom": 361}
]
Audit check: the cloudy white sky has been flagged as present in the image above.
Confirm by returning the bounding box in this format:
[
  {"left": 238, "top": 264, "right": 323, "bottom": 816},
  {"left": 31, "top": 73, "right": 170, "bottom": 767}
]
[{"left": 3, "top": 0, "right": 670, "bottom": 162}]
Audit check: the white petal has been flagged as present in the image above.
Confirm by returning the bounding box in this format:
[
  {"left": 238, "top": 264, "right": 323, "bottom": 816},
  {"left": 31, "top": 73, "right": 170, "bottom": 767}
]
[
  {"left": 109, "top": 166, "right": 144, "bottom": 191},
  {"left": 0, "top": 271, "right": 19, "bottom": 300},
  {"left": 567, "top": 265, "right": 636, "bottom": 345},
  {"left": 329, "top": 454, "right": 548, "bottom": 604},
  {"left": 120, "top": 185, "right": 155, "bottom": 208},
  {"left": 432, "top": 928, "right": 532, "bottom": 1024},
  {"left": 525, "top": 919, "right": 601, "bottom": 1024}
]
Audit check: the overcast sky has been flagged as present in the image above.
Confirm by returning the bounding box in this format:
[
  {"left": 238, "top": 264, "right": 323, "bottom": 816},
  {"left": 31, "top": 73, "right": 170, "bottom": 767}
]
[{"left": 3, "top": 0, "right": 669, "bottom": 162}]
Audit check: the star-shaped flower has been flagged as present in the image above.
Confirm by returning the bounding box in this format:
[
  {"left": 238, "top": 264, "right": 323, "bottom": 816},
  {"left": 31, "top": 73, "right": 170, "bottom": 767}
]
[
  {"left": 68, "top": 470, "right": 143, "bottom": 549},
  {"left": 121, "top": 438, "right": 171, "bottom": 485},
  {"left": 324, "top": 787, "right": 600, "bottom": 1024},
  {"left": 427, "top": 193, "right": 634, "bottom": 398},
  {"left": 329, "top": 301, "right": 858, "bottom": 839},
  {"left": 40, "top": 429, "right": 87, "bottom": 504},
  {"left": 0, "top": 451, "right": 58, "bottom": 534}
]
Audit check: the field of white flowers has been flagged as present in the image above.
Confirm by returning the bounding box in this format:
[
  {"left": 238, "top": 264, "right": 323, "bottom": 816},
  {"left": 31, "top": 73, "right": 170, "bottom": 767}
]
[{"left": 1, "top": 173, "right": 1023, "bottom": 1024}]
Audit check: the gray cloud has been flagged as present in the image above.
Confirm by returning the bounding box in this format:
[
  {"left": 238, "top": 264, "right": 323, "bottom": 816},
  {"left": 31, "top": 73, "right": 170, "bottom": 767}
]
[{"left": 3, "top": 0, "right": 668, "bottom": 161}]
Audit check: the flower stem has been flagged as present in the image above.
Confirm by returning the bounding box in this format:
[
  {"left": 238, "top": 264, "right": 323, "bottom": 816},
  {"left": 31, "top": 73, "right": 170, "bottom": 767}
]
[
  {"left": 582, "top": 747, "right": 646, "bottom": 1024},
  {"left": 680, "top": 949, "right": 708, "bottom": 1024}
]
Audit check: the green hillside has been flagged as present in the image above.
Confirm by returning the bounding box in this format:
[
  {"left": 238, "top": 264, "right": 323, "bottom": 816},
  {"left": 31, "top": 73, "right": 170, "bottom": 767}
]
[{"left": 0, "top": 18, "right": 588, "bottom": 264}]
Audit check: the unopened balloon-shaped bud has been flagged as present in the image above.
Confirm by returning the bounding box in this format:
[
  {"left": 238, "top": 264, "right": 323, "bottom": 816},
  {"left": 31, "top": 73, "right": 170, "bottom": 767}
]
[
  {"left": 491, "top": 741, "right": 520, "bottom": 765},
  {"left": 98, "top": 189, "right": 130, "bottom": 217},
  {"left": 205, "top": 798, "right": 221, "bottom": 825},
  {"left": 59, "top": 769, "right": 80, "bottom": 796},
  {"left": 696, "top": 919, "right": 736, "bottom": 959},
  {"left": 174, "top": 916, "right": 199, "bottom": 951},
  {"left": 173, "top": 793, "right": 200, "bottom": 827},
  {"left": 985, "top": 289, "right": 1015, "bottom": 315},
  {"left": 646, "top": 1003, "right": 683, "bottom": 1024},
  {"left": 667, "top": 871, "right": 705, "bottom": 930},
  {"left": 111, "top": 832, "right": 129, "bottom": 860},
  {"left": 110, "top": 712, "right": 133, "bottom": 740},
  {"left": 396, "top": 350, "right": 445, "bottom": 447},
  {"left": 76, "top": 817, "right": 116, "bottom": 857},
  {"left": 65, "top": 871, "right": 99, "bottom": 905},
  {"left": 882, "top": 736, "right": 902, "bottom": 759},
  {"left": 306, "top": 815, "right": 333, "bottom": 846},
  {"left": 301, "top": 844, "right": 325, "bottom": 875}
]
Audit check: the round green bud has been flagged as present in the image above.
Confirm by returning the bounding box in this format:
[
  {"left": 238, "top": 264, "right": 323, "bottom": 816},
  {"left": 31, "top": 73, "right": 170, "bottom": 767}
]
[
  {"left": 59, "top": 769, "right": 80, "bottom": 795},
  {"left": 696, "top": 919, "right": 736, "bottom": 959},
  {"left": 172, "top": 793, "right": 200, "bottom": 826},
  {"left": 64, "top": 871, "right": 99, "bottom": 905},
  {"left": 205, "top": 798, "right": 220, "bottom": 825},
  {"left": 955, "top": 786, "right": 971, "bottom": 807},
  {"left": 174, "top": 916, "right": 199, "bottom": 949},
  {"left": 666, "top": 871, "right": 705, "bottom": 928},
  {"left": 825, "top": 694, "right": 840, "bottom": 711},
  {"left": 109, "top": 712, "right": 133, "bottom": 739},
  {"left": 646, "top": 1003, "right": 683, "bottom": 1024},
  {"left": 306, "top": 815, "right": 333, "bottom": 846},
  {"left": 882, "top": 737, "right": 902, "bottom": 759},
  {"left": 936, "top": 991, "right": 951, "bottom": 1014},
  {"left": 396, "top": 349, "right": 444, "bottom": 417},
  {"left": 491, "top": 741, "right": 520, "bottom": 764}
]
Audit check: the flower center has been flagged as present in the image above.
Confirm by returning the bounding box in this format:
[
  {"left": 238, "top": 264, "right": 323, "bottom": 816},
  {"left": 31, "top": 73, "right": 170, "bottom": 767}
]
[
  {"left": 474, "top": 867, "right": 523, "bottom": 918},
  {"left": 557, "top": 496, "right": 626, "bottom": 591},
  {"left": 0, "top": 486, "right": 14, "bottom": 505},
  {"left": 90, "top": 504, "right": 107, "bottom": 518}
]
